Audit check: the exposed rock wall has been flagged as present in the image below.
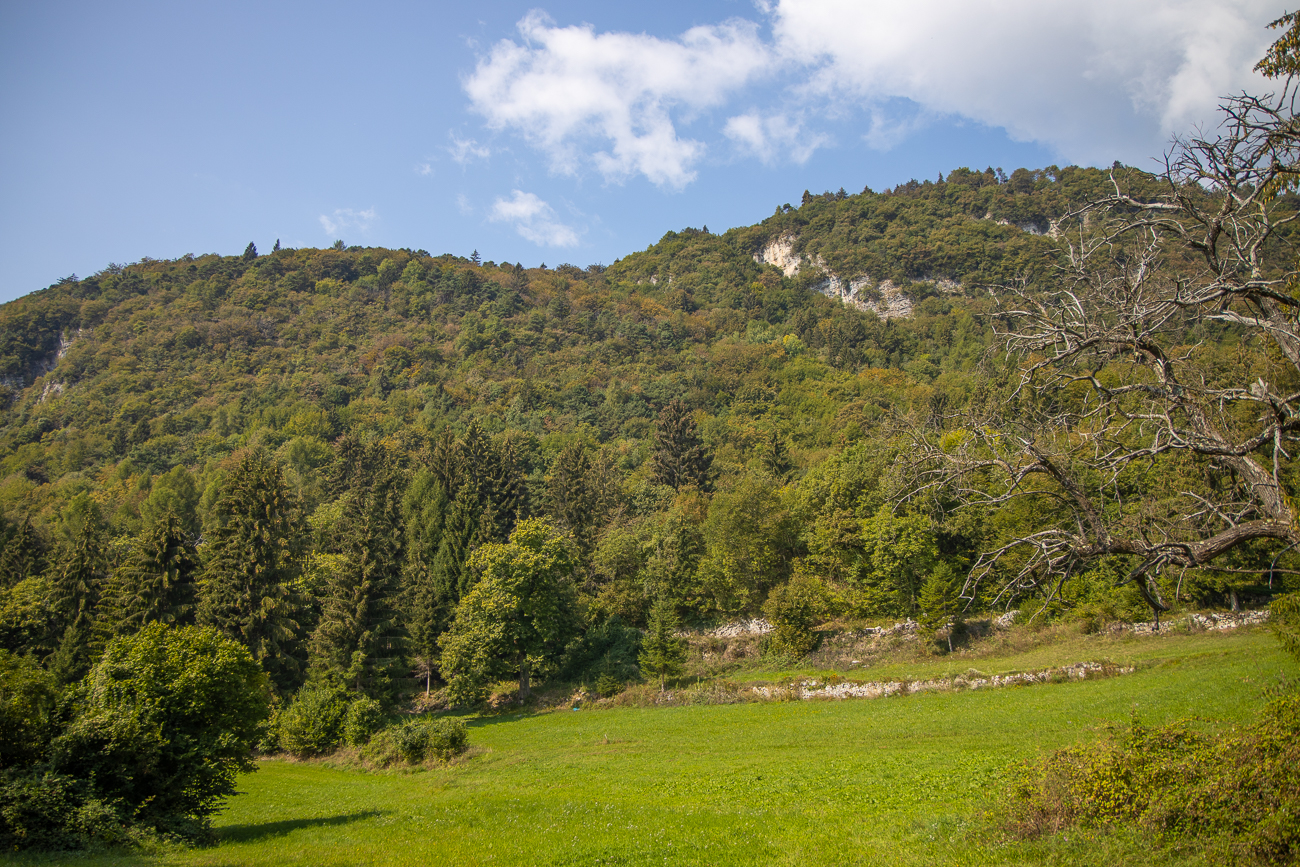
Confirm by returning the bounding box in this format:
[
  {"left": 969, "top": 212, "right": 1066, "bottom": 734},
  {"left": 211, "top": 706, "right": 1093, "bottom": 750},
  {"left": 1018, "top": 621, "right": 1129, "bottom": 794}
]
[{"left": 752, "top": 234, "right": 949, "bottom": 320}]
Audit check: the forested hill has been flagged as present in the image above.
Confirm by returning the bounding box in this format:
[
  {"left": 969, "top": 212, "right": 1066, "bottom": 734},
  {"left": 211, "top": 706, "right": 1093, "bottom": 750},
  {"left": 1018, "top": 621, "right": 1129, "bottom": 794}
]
[
  {"left": 0, "top": 164, "right": 1138, "bottom": 513},
  {"left": 0, "top": 161, "right": 1229, "bottom": 695}
]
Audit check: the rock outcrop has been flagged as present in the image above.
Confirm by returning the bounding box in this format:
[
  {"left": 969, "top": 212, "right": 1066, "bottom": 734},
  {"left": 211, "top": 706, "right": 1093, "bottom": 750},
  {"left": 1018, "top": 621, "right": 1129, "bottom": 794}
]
[{"left": 752, "top": 235, "right": 950, "bottom": 320}]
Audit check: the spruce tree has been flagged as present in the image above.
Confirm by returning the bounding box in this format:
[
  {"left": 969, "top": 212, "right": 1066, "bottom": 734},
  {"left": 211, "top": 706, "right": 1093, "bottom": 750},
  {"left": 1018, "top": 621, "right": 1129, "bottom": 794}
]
[
  {"left": 197, "top": 450, "right": 306, "bottom": 692},
  {"left": 650, "top": 399, "right": 713, "bottom": 491},
  {"left": 0, "top": 515, "right": 46, "bottom": 590},
  {"left": 918, "top": 562, "right": 965, "bottom": 652},
  {"left": 310, "top": 440, "right": 407, "bottom": 700},
  {"left": 96, "top": 512, "right": 198, "bottom": 644},
  {"left": 46, "top": 494, "right": 109, "bottom": 684},
  {"left": 545, "top": 441, "right": 593, "bottom": 549},
  {"left": 761, "top": 428, "right": 794, "bottom": 481},
  {"left": 639, "top": 597, "right": 687, "bottom": 691},
  {"left": 397, "top": 419, "right": 530, "bottom": 694},
  {"left": 402, "top": 469, "right": 449, "bottom": 693}
]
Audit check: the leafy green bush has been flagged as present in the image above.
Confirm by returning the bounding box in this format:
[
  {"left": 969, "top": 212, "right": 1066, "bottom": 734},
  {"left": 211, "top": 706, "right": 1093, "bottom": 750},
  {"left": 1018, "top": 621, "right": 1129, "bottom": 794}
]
[
  {"left": 763, "top": 572, "right": 828, "bottom": 658},
  {"left": 36, "top": 624, "right": 269, "bottom": 847},
  {"left": 363, "top": 718, "right": 468, "bottom": 767},
  {"left": 560, "top": 615, "right": 642, "bottom": 684},
  {"left": 998, "top": 690, "right": 1300, "bottom": 865},
  {"left": 276, "top": 682, "right": 349, "bottom": 758},
  {"left": 0, "top": 650, "right": 58, "bottom": 768},
  {"left": 343, "top": 697, "right": 384, "bottom": 747}
]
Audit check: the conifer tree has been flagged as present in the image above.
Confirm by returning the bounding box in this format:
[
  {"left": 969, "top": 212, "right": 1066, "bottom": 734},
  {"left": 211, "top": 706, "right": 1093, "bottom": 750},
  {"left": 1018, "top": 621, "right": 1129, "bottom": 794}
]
[
  {"left": 310, "top": 439, "right": 407, "bottom": 700},
  {"left": 96, "top": 512, "right": 198, "bottom": 645},
  {"left": 428, "top": 428, "right": 463, "bottom": 494},
  {"left": 402, "top": 469, "right": 449, "bottom": 693},
  {"left": 198, "top": 450, "right": 306, "bottom": 692},
  {"left": 918, "top": 562, "right": 965, "bottom": 652},
  {"left": 0, "top": 515, "right": 46, "bottom": 590},
  {"left": 420, "top": 419, "right": 526, "bottom": 621},
  {"left": 242, "top": 242, "right": 257, "bottom": 260},
  {"left": 761, "top": 428, "right": 793, "bottom": 481},
  {"left": 639, "top": 597, "right": 687, "bottom": 691},
  {"left": 546, "top": 441, "right": 594, "bottom": 550},
  {"left": 650, "top": 399, "right": 713, "bottom": 491},
  {"left": 46, "top": 494, "right": 110, "bottom": 684},
  {"left": 434, "top": 487, "right": 480, "bottom": 599}
]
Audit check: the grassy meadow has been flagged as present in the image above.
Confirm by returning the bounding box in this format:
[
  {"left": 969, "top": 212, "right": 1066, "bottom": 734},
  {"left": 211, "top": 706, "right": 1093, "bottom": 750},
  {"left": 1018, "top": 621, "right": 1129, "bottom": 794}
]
[{"left": 12, "top": 627, "right": 1294, "bottom": 867}]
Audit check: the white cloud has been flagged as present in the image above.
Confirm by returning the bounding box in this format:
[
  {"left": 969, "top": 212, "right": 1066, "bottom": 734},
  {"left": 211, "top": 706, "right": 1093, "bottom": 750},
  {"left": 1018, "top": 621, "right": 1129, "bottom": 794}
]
[
  {"left": 462, "top": 3, "right": 1283, "bottom": 183},
  {"left": 416, "top": 163, "right": 433, "bottom": 176},
  {"left": 464, "top": 11, "right": 771, "bottom": 188},
  {"left": 319, "top": 207, "right": 376, "bottom": 237},
  {"left": 448, "top": 135, "right": 491, "bottom": 165},
  {"left": 489, "top": 190, "right": 580, "bottom": 247},
  {"left": 724, "top": 111, "right": 828, "bottom": 164},
  {"left": 768, "top": 0, "right": 1280, "bottom": 165}
]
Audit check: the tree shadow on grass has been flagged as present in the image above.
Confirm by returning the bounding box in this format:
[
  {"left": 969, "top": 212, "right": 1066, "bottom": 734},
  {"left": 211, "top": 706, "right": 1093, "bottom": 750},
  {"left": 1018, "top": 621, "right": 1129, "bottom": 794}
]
[{"left": 217, "top": 810, "right": 386, "bottom": 843}]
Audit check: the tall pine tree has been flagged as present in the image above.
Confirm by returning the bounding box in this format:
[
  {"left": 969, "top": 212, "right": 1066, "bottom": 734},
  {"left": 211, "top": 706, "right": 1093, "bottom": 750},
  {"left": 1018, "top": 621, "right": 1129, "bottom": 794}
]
[
  {"left": 198, "top": 450, "right": 306, "bottom": 693},
  {"left": 639, "top": 597, "right": 687, "bottom": 692},
  {"left": 310, "top": 438, "right": 407, "bottom": 700},
  {"left": 0, "top": 515, "right": 46, "bottom": 590},
  {"left": 650, "top": 399, "right": 713, "bottom": 491},
  {"left": 402, "top": 469, "right": 450, "bottom": 693},
  {"left": 95, "top": 512, "right": 198, "bottom": 646},
  {"left": 545, "top": 441, "right": 594, "bottom": 550},
  {"left": 46, "top": 494, "right": 110, "bottom": 684}
]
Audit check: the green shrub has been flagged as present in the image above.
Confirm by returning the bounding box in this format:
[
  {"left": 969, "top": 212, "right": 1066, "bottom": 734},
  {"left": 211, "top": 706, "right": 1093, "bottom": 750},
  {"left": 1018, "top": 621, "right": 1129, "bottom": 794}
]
[
  {"left": 362, "top": 718, "right": 468, "bottom": 767},
  {"left": 343, "top": 697, "right": 383, "bottom": 747},
  {"left": 0, "top": 650, "right": 58, "bottom": 768},
  {"left": 276, "top": 682, "right": 349, "bottom": 758},
  {"left": 560, "top": 615, "right": 642, "bottom": 684},
  {"left": 763, "top": 572, "right": 828, "bottom": 658},
  {"left": 998, "top": 690, "right": 1300, "bottom": 865},
  {"left": 52, "top": 624, "right": 268, "bottom": 844},
  {"left": 0, "top": 625, "right": 270, "bottom": 850},
  {"left": 0, "top": 767, "right": 167, "bottom": 852},
  {"left": 594, "top": 672, "right": 624, "bottom": 697},
  {"left": 0, "top": 770, "right": 94, "bottom": 850}
]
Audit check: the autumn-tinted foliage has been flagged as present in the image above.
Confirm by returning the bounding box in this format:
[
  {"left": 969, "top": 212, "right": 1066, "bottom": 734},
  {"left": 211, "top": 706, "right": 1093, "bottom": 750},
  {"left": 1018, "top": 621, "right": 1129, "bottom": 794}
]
[{"left": 0, "top": 162, "right": 1294, "bottom": 723}]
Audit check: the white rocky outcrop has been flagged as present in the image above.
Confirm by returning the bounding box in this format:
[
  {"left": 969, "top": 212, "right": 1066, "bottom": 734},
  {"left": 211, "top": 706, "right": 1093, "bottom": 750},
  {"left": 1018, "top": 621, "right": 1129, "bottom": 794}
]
[
  {"left": 751, "top": 660, "right": 1134, "bottom": 702},
  {"left": 755, "top": 235, "right": 803, "bottom": 278},
  {"left": 753, "top": 234, "right": 957, "bottom": 320}
]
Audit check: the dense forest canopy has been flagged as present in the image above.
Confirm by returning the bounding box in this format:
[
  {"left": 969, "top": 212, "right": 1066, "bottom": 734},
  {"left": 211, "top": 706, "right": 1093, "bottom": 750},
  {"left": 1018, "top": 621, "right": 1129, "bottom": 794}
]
[{"left": 0, "top": 160, "right": 1295, "bottom": 708}]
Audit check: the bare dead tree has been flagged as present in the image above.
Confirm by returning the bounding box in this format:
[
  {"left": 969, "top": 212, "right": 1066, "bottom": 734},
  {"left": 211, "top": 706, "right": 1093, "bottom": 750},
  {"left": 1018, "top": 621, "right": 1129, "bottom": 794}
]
[{"left": 905, "top": 85, "right": 1300, "bottom": 619}]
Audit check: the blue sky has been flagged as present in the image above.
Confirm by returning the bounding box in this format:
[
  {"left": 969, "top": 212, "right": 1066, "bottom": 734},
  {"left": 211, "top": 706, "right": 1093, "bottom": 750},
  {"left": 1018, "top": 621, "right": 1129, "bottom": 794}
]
[{"left": 0, "top": 0, "right": 1282, "bottom": 303}]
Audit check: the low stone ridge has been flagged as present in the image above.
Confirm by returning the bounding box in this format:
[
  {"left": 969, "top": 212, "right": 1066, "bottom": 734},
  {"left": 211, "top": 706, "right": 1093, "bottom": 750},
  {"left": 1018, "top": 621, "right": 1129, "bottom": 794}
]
[
  {"left": 700, "top": 619, "right": 772, "bottom": 638},
  {"left": 751, "top": 660, "right": 1134, "bottom": 702},
  {"left": 1114, "top": 609, "right": 1270, "bottom": 635},
  {"left": 696, "top": 608, "right": 1269, "bottom": 643}
]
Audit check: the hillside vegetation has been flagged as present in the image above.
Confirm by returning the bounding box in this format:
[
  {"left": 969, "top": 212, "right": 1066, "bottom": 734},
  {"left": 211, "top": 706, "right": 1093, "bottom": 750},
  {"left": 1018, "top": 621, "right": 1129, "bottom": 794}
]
[
  {"left": 11, "top": 626, "right": 1293, "bottom": 867},
  {"left": 0, "top": 163, "right": 1294, "bottom": 700}
]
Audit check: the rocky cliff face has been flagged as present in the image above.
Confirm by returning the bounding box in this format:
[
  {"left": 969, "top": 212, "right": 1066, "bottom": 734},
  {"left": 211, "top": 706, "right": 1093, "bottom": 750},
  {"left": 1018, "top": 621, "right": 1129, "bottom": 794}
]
[{"left": 753, "top": 235, "right": 943, "bottom": 320}]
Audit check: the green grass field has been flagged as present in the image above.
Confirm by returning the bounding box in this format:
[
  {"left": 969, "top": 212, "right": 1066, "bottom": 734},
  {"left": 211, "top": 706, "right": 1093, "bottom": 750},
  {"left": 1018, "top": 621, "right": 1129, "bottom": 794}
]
[{"left": 13, "top": 628, "right": 1294, "bottom": 867}]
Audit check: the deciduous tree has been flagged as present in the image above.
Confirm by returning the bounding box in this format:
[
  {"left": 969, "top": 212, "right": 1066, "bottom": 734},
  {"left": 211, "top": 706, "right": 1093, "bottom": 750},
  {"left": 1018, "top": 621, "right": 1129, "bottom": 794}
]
[
  {"left": 903, "top": 74, "right": 1300, "bottom": 619},
  {"left": 439, "top": 519, "right": 579, "bottom": 703}
]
